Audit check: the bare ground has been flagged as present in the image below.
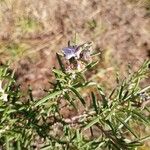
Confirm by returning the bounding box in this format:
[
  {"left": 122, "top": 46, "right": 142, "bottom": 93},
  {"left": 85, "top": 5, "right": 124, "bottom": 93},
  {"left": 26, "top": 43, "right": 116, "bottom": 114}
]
[
  {"left": 0, "top": 0, "right": 150, "bottom": 97},
  {"left": 0, "top": 0, "right": 150, "bottom": 148},
  {"left": 0, "top": 0, "right": 150, "bottom": 106}
]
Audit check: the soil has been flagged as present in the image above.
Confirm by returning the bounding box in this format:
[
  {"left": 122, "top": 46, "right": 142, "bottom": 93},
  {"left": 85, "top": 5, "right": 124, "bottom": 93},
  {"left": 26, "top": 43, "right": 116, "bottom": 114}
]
[{"left": 0, "top": 0, "right": 150, "bottom": 98}]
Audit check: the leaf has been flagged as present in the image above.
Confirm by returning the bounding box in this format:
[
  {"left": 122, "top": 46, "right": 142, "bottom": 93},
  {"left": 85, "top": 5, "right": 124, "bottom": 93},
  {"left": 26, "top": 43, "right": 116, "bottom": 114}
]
[
  {"left": 119, "top": 85, "right": 124, "bottom": 100},
  {"left": 6, "top": 136, "right": 10, "bottom": 150},
  {"left": 139, "top": 85, "right": 150, "bottom": 94},
  {"left": 127, "top": 141, "right": 142, "bottom": 147},
  {"left": 17, "top": 141, "right": 21, "bottom": 150},
  {"left": 97, "top": 86, "right": 108, "bottom": 108},
  {"left": 91, "top": 92, "right": 98, "bottom": 114},
  {"left": 0, "top": 108, "right": 5, "bottom": 112},
  {"left": 138, "top": 135, "right": 150, "bottom": 143},
  {"left": 84, "top": 117, "right": 100, "bottom": 130},
  {"left": 6, "top": 109, "right": 17, "bottom": 114},
  {"left": 132, "top": 110, "right": 150, "bottom": 125},
  {"left": 64, "top": 92, "right": 77, "bottom": 110},
  {"left": 72, "top": 32, "right": 78, "bottom": 45},
  {"left": 76, "top": 129, "right": 82, "bottom": 143},
  {"left": 118, "top": 115, "right": 132, "bottom": 130},
  {"left": 109, "top": 88, "right": 116, "bottom": 99},
  {"left": 83, "top": 61, "right": 99, "bottom": 72},
  {"left": 28, "top": 86, "right": 34, "bottom": 102},
  {"left": 69, "top": 87, "right": 85, "bottom": 106},
  {"left": 55, "top": 77, "right": 66, "bottom": 83},
  {"left": 56, "top": 53, "right": 65, "bottom": 72},
  {"left": 122, "top": 90, "right": 129, "bottom": 100},
  {"left": 105, "top": 120, "right": 116, "bottom": 134},
  {"left": 41, "top": 145, "right": 51, "bottom": 150},
  {"left": 52, "top": 69, "right": 66, "bottom": 77},
  {"left": 91, "top": 51, "right": 101, "bottom": 57},
  {"left": 35, "top": 90, "right": 62, "bottom": 107},
  {"left": 116, "top": 117, "right": 138, "bottom": 138}
]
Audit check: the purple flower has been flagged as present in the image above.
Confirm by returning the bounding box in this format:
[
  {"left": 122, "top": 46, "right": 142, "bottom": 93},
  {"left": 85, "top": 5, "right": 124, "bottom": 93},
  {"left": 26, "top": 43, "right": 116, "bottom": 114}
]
[
  {"left": 62, "top": 46, "right": 78, "bottom": 59},
  {"left": 62, "top": 42, "right": 93, "bottom": 61}
]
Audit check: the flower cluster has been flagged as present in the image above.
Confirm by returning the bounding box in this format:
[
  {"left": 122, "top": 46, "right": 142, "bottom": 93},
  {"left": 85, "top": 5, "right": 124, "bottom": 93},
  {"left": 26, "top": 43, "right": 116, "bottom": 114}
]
[{"left": 62, "top": 41, "right": 93, "bottom": 71}]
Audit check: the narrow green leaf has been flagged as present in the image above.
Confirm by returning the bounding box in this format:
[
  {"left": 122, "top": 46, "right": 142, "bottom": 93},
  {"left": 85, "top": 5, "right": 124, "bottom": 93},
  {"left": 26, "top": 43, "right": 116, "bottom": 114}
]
[
  {"left": 84, "top": 117, "right": 100, "bottom": 130},
  {"left": 52, "top": 69, "right": 66, "bottom": 77},
  {"left": 132, "top": 110, "right": 150, "bottom": 125},
  {"left": 105, "top": 120, "right": 116, "bottom": 134},
  {"left": 69, "top": 87, "right": 85, "bottom": 106},
  {"left": 128, "top": 141, "right": 142, "bottom": 147},
  {"left": 138, "top": 135, "right": 150, "bottom": 143},
  {"left": 17, "top": 141, "right": 21, "bottom": 150},
  {"left": 122, "top": 90, "right": 129, "bottom": 100},
  {"left": 139, "top": 85, "right": 150, "bottom": 94},
  {"left": 116, "top": 117, "right": 138, "bottom": 138},
  {"left": 119, "top": 85, "right": 124, "bottom": 100},
  {"left": 97, "top": 86, "right": 108, "bottom": 108},
  {"left": 118, "top": 115, "right": 132, "bottom": 130},
  {"left": 91, "top": 51, "right": 101, "bottom": 57},
  {"left": 35, "top": 90, "right": 62, "bottom": 107},
  {"left": 76, "top": 129, "right": 82, "bottom": 143},
  {"left": 6, "top": 109, "right": 17, "bottom": 114},
  {"left": 56, "top": 53, "right": 65, "bottom": 72},
  {"left": 0, "top": 108, "right": 5, "bottom": 112},
  {"left": 64, "top": 92, "right": 77, "bottom": 110},
  {"left": 91, "top": 92, "right": 98, "bottom": 114},
  {"left": 109, "top": 88, "right": 116, "bottom": 99},
  {"left": 28, "top": 86, "right": 34, "bottom": 102},
  {"left": 83, "top": 61, "right": 99, "bottom": 71},
  {"left": 41, "top": 145, "right": 51, "bottom": 150},
  {"left": 55, "top": 77, "right": 66, "bottom": 82},
  {"left": 116, "top": 72, "right": 120, "bottom": 84},
  {"left": 5, "top": 136, "right": 10, "bottom": 150}
]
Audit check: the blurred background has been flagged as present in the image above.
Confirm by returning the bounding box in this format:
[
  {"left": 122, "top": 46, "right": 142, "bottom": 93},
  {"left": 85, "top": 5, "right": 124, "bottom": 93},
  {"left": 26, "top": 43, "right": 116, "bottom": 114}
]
[{"left": 0, "top": 0, "right": 150, "bottom": 98}]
